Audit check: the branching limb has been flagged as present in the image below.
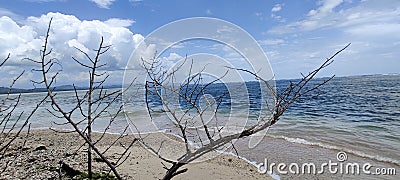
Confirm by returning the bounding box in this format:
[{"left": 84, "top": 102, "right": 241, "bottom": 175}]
[{"left": 143, "top": 43, "right": 350, "bottom": 179}]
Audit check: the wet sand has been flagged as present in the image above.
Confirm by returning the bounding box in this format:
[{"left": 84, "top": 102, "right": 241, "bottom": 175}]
[{"left": 233, "top": 136, "right": 399, "bottom": 180}]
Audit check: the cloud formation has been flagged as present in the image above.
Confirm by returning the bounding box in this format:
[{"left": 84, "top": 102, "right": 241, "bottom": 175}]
[
  {"left": 89, "top": 0, "right": 116, "bottom": 9},
  {"left": 307, "top": 0, "right": 343, "bottom": 17},
  {"left": 268, "top": 0, "right": 400, "bottom": 34},
  {"left": 0, "top": 12, "right": 144, "bottom": 87},
  {"left": 271, "top": 4, "right": 283, "bottom": 12},
  {"left": 263, "top": 0, "right": 400, "bottom": 79},
  {"left": 270, "top": 3, "right": 285, "bottom": 22}
]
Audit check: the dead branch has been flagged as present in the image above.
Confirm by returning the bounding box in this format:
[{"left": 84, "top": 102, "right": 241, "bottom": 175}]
[
  {"left": 28, "top": 18, "right": 136, "bottom": 179},
  {"left": 143, "top": 44, "right": 350, "bottom": 179},
  {"left": 0, "top": 54, "right": 48, "bottom": 173}
]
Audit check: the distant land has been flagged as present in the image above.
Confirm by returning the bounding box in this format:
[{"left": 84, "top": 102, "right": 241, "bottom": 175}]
[
  {"left": 0, "top": 85, "right": 122, "bottom": 95},
  {"left": 1, "top": 73, "right": 398, "bottom": 95}
]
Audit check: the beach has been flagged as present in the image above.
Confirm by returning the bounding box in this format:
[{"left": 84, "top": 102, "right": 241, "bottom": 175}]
[
  {"left": 1, "top": 0, "right": 400, "bottom": 178},
  {"left": 0, "top": 130, "right": 272, "bottom": 179},
  {"left": 1, "top": 129, "right": 398, "bottom": 180},
  {"left": 1, "top": 75, "right": 399, "bottom": 179}
]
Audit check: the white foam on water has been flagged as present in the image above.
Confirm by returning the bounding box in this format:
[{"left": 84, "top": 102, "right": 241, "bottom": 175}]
[{"left": 268, "top": 134, "right": 400, "bottom": 166}]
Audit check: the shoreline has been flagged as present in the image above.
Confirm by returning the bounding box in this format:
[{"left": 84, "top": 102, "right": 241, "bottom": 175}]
[
  {"left": 156, "top": 128, "right": 399, "bottom": 179},
  {"left": 0, "top": 129, "right": 273, "bottom": 179},
  {"left": 2, "top": 128, "right": 398, "bottom": 179},
  {"left": 263, "top": 134, "right": 400, "bottom": 166},
  {"left": 232, "top": 136, "right": 399, "bottom": 180}
]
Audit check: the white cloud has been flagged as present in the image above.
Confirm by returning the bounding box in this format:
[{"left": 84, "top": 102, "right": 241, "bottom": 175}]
[
  {"left": 0, "top": 8, "right": 23, "bottom": 23},
  {"left": 345, "top": 23, "right": 400, "bottom": 38},
  {"left": 254, "top": 12, "right": 265, "bottom": 21},
  {"left": 0, "top": 8, "right": 17, "bottom": 17},
  {"left": 270, "top": 14, "right": 285, "bottom": 23},
  {"left": 0, "top": 12, "right": 144, "bottom": 88},
  {"left": 264, "top": 0, "right": 400, "bottom": 79},
  {"left": 268, "top": 0, "right": 345, "bottom": 33},
  {"left": 271, "top": 4, "right": 283, "bottom": 12},
  {"left": 307, "top": 0, "right": 343, "bottom": 17},
  {"left": 160, "top": 52, "right": 183, "bottom": 67},
  {"left": 104, "top": 18, "right": 135, "bottom": 27},
  {"left": 270, "top": 4, "right": 285, "bottom": 22},
  {"left": 267, "top": 0, "right": 400, "bottom": 34},
  {"left": 89, "top": 0, "right": 116, "bottom": 9},
  {"left": 259, "top": 39, "right": 285, "bottom": 45},
  {"left": 164, "top": 52, "right": 182, "bottom": 61}
]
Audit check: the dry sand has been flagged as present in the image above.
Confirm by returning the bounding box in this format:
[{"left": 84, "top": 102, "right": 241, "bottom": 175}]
[
  {"left": 0, "top": 130, "right": 273, "bottom": 179},
  {"left": 2, "top": 129, "right": 398, "bottom": 180}
]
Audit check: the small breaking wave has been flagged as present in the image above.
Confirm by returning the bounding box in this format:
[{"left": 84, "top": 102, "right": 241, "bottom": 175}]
[{"left": 268, "top": 134, "right": 400, "bottom": 166}]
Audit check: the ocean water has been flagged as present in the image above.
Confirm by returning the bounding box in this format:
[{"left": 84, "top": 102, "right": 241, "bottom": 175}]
[
  {"left": 140, "top": 74, "right": 399, "bottom": 166},
  {"left": 1, "top": 74, "right": 399, "bottom": 167},
  {"left": 270, "top": 74, "right": 400, "bottom": 165}
]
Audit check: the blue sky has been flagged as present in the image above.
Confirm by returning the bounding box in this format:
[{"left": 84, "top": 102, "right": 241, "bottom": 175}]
[{"left": 0, "top": 0, "right": 399, "bottom": 87}]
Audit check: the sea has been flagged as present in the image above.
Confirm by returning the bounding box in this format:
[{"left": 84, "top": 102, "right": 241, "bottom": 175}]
[{"left": 1, "top": 74, "right": 399, "bottom": 173}]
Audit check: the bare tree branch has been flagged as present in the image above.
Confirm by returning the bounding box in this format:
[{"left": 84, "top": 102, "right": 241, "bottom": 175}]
[
  {"left": 29, "top": 18, "right": 137, "bottom": 180},
  {"left": 143, "top": 43, "right": 350, "bottom": 179}
]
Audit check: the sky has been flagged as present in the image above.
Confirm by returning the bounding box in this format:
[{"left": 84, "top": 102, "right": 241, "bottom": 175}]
[{"left": 0, "top": 0, "right": 399, "bottom": 88}]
